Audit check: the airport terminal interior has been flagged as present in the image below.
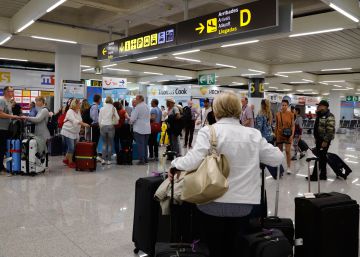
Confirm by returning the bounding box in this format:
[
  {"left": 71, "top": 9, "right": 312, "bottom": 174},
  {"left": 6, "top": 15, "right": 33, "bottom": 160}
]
[{"left": 0, "top": 0, "right": 360, "bottom": 256}]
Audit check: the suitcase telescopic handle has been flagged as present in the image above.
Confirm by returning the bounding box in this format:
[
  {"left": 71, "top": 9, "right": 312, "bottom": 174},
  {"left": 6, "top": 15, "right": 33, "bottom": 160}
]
[
  {"left": 306, "top": 157, "right": 320, "bottom": 194},
  {"left": 274, "top": 166, "right": 281, "bottom": 217}
]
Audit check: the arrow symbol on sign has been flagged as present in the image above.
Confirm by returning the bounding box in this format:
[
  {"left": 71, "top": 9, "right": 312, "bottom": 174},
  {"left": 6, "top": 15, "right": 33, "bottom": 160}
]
[
  {"left": 200, "top": 76, "right": 206, "bottom": 83},
  {"left": 102, "top": 48, "right": 107, "bottom": 55},
  {"left": 195, "top": 23, "right": 205, "bottom": 34}
]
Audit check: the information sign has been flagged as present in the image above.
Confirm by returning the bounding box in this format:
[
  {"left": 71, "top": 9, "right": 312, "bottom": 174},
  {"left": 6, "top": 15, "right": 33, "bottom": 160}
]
[{"left": 198, "top": 74, "right": 216, "bottom": 86}]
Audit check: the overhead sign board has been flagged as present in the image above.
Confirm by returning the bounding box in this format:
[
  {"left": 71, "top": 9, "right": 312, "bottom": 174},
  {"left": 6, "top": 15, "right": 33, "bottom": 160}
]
[
  {"left": 98, "top": 25, "right": 176, "bottom": 61},
  {"left": 177, "top": 0, "right": 278, "bottom": 45},
  {"left": 198, "top": 73, "right": 216, "bottom": 86},
  {"left": 102, "top": 77, "right": 127, "bottom": 89},
  {"left": 98, "top": 0, "right": 280, "bottom": 61}
]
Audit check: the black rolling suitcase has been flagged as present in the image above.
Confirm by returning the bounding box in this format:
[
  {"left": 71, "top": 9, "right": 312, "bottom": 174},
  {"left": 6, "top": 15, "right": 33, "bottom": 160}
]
[
  {"left": 117, "top": 139, "right": 133, "bottom": 165},
  {"left": 294, "top": 157, "right": 359, "bottom": 257},
  {"left": 263, "top": 166, "right": 294, "bottom": 245},
  {"left": 240, "top": 229, "right": 293, "bottom": 257},
  {"left": 297, "top": 139, "right": 309, "bottom": 152},
  {"left": 154, "top": 169, "right": 209, "bottom": 257},
  {"left": 326, "top": 152, "right": 352, "bottom": 179},
  {"left": 133, "top": 175, "right": 165, "bottom": 256}
]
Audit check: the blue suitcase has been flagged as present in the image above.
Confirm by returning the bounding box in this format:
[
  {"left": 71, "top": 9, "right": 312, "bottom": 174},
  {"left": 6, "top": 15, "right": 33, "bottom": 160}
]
[{"left": 6, "top": 139, "right": 21, "bottom": 174}]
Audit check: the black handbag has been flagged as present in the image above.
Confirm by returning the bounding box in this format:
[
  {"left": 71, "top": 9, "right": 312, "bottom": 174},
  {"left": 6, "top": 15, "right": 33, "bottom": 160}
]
[{"left": 280, "top": 113, "right": 292, "bottom": 138}]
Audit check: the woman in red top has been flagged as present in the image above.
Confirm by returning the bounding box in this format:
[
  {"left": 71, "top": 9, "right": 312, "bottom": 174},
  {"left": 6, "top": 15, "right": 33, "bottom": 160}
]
[{"left": 113, "top": 102, "right": 130, "bottom": 154}]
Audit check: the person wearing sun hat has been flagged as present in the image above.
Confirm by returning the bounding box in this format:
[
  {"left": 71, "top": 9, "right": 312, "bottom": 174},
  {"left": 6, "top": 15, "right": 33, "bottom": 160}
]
[{"left": 307, "top": 99, "right": 335, "bottom": 181}]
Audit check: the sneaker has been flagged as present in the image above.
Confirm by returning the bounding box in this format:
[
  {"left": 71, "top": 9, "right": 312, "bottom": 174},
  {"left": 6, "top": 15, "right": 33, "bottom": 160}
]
[
  {"left": 96, "top": 156, "right": 103, "bottom": 162},
  {"left": 63, "top": 159, "right": 69, "bottom": 165},
  {"left": 183, "top": 145, "right": 187, "bottom": 148},
  {"left": 101, "top": 160, "right": 106, "bottom": 165},
  {"left": 148, "top": 157, "right": 155, "bottom": 161},
  {"left": 286, "top": 169, "right": 292, "bottom": 174},
  {"left": 154, "top": 157, "right": 159, "bottom": 161},
  {"left": 291, "top": 156, "right": 297, "bottom": 161},
  {"left": 68, "top": 162, "right": 76, "bottom": 169},
  {"left": 6, "top": 173, "right": 13, "bottom": 177},
  {"left": 106, "top": 161, "right": 112, "bottom": 165},
  {"left": 299, "top": 153, "right": 306, "bottom": 159}
]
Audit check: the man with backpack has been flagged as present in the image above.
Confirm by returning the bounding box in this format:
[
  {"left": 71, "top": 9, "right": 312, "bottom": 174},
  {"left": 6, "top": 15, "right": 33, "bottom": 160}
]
[
  {"left": 0, "top": 86, "right": 21, "bottom": 175},
  {"left": 90, "top": 94, "right": 101, "bottom": 149},
  {"left": 166, "top": 97, "right": 182, "bottom": 156},
  {"left": 183, "top": 100, "right": 198, "bottom": 149}
]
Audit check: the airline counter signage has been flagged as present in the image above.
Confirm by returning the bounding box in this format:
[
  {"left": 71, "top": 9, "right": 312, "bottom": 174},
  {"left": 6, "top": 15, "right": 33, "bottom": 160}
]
[
  {"left": 102, "top": 77, "right": 127, "bottom": 89},
  {"left": 98, "top": 0, "right": 278, "bottom": 60},
  {"left": 177, "top": 0, "right": 277, "bottom": 44},
  {"left": 98, "top": 25, "right": 176, "bottom": 61},
  {"left": 148, "top": 85, "right": 191, "bottom": 97}
]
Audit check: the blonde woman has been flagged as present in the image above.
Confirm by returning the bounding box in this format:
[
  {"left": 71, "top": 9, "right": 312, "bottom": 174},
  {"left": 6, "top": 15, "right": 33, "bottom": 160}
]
[
  {"left": 169, "top": 91, "right": 283, "bottom": 257},
  {"left": 98, "top": 96, "right": 119, "bottom": 165},
  {"left": 255, "top": 99, "right": 274, "bottom": 143},
  {"left": 61, "top": 99, "right": 90, "bottom": 168}
]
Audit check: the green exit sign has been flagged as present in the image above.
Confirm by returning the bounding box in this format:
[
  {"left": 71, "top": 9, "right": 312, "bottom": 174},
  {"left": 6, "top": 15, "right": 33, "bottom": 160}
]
[
  {"left": 199, "top": 73, "right": 216, "bottom": 86},
  {"left": 346, "top": 96, "right": 359, "bottom": 102}
]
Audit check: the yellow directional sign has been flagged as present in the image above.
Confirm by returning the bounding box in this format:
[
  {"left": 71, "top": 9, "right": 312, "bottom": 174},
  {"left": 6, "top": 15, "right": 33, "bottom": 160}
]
[
  {"left": 119, "top": 43, "right": 124, "bottom": 52},
  {"left": 125, "top": 41, "right": 131, "bottom": 51},
  {"left": 207, "top": 18, "right": 217, "bottom": 33},
  {"left": 131, "top": 39, "right": 137, "bottom": 50},
  {"left": 151, "top": 33, "right": 158, "bottom": 46},
  {"left": 137, "top": 37, "right": 143, "bottom": 49},
  {"left": 144, "top": 36, "right": 150, "bottom": 47},
  {"left": 195, "top": 23, "right": 205, "bottom": 34},
  {"left": 102, "top": 48, "right": 107, "bottom": 55}
]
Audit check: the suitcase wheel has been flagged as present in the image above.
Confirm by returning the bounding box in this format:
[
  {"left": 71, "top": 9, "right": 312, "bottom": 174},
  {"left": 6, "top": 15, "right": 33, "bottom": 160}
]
[{"left": 133, "top": 248, "right": 139, "bottom": 254}]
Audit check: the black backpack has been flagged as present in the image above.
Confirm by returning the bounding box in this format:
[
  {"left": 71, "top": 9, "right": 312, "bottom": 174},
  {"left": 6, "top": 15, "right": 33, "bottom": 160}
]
[
  {"left": 183, "top": 106, "right": 192, "bottom": 122},
  {"left": 8, "top": 120, "right": 23, "bottom": 139},
  {"left": 47, "top": 114, "right": 59, "bottom": 136}
]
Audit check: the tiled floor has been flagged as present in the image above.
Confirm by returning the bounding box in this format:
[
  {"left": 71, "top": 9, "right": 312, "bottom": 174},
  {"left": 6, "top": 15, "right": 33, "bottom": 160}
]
[{"left": 0, "top": 132, "right": 359, "bottom": 257}]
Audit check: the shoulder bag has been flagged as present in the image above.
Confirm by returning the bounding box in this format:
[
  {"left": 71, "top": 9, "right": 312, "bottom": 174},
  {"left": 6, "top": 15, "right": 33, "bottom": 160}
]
[
  {"left": 181, "top": 125, "right": 230, "bottom": 204},
  {"left": 280, "top": 112, "right": 292, "bottom": 138},
  {"left": 112, "top": 107, "right": 119, "bottom": 125}
]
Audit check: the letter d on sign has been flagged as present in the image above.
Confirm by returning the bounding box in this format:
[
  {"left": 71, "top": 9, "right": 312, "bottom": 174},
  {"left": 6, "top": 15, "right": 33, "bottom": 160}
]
[{"left": 240, "top": 9, "right": 251, "bottom": 27}]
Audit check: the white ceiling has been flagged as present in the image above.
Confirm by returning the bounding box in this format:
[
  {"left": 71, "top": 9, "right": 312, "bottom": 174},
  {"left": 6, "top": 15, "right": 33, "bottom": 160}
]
[{"left": 0, "top": 0, "right": 359, "bottom": 96}]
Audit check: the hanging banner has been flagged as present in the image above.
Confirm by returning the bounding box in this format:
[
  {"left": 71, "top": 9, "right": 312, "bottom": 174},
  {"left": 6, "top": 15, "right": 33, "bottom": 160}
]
[
  {"left": 102, "top": 77, "right": 127, "bottom": 89},
  {"left": 305, "top": 96, "right": 320, "bottom": 106},
  {"left": 62, "top": 80, "right": 85, "bottom": 105}
]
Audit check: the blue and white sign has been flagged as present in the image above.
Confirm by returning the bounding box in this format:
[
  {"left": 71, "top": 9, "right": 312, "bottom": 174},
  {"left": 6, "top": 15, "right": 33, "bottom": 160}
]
[
  {"left": 41, "top": 75, "right": 55, "bottom": 85},
  {"left": 102, "top": 77, "right": 127, "bottom": 89}
]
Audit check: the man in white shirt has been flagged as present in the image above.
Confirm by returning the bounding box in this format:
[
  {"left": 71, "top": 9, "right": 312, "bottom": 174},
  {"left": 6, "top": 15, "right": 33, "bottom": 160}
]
[
  {"left": 197, "top": 98, "right": 212, "bottom": 127},
  {"left": 130, "top": 95, "right": 151, "bottom": 165}
]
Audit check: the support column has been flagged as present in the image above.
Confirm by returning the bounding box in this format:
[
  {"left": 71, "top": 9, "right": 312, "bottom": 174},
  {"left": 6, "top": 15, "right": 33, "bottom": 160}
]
[
  {"left": 55, "top": 44, "right": 81, "bottom": 111},
  {"left": 329, "top": 90, "right": 341, "bottom": 130},
  {"left": 247, "top": 77, "right": 265, "bottom": 116},
  {"left": 184, "top": 0, "right": 189, "bottom": 20}
]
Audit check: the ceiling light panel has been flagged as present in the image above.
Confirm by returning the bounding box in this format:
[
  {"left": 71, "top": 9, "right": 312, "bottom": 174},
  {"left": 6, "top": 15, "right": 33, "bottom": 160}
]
[
  {"left": 31, "top": 36, "right": 77, "bottom": 44},
  {"left": 0, "top": 57, "right": 28, "bottom": 62},
  {"left": 144, "top": 72, "right": 163, "bottom": 75},
  {"left": 0, "top": 36, "right": 12, "bottom": 45},
  {"left": 248, "top": 69, "right": 265, "bottom": 74},
  {"left": 46, "top": 0, "right": 67, "bottom": 13},
  {"left": 102, "top": 64, "right": 117, "bottom": 68},
  {"left": 329, "top": 3, "right": 359, "bottom": 23},
  {"left": 321, "top": 68, "right": 352, "bottom": 71},
  {"left": 277, "top": 71, "right": 303, "bottom": 74},
  {"left": 17, "top": 20, "right": 34, "bottom": 33},
  {"left": 172, "top": 49, "right": 200, "bottom": 56},
  {"left": 221, "top": 40, "right": 259, "bottom": 48},
  {"left": 275, "top": 74, "right": 289, "bottom": 78},
  {"left": 216, "top": 63, "right": 236, "bottom": 68},
  {"left": 174, "top": 57, "right": 201, "bottom": 63},
  {"left": 107, "top": 68, "right": 130, "bottom": 72},
  {"left": 321, "top": 80, "right": 345, "bottom": 83},
  {"left": 289, "top": 28, "right": 344, "bottom": 37},
  {"left": 137, "top": 56, "right": 158, "bottom": 62}
]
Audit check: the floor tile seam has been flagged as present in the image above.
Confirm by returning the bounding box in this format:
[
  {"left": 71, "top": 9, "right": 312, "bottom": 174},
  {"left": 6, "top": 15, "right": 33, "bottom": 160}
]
[{"left": 35, "top": 209, "right": 93, "bottom": 257}]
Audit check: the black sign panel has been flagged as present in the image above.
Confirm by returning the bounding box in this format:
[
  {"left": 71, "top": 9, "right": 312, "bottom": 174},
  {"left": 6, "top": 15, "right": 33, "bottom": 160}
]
[
  {"left": 249, "top": 78, "right": 265, "bottom": 98},
  {"left": 98, "top": 41, "right": 119, "bottom": 61},
  {"left": 177, "top": 0, "right": 277, "bottom": 45},
  {"left": 98, "top": 25, "right": 176, "bottom": 61},
  {"left": 98, "top": 0, "right": 278, "bottom": 60}
]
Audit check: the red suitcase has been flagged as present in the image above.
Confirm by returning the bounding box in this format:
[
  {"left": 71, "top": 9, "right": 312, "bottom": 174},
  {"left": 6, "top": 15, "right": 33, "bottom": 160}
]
[{"left": 75, "top": 128, "right": 97, "bottom": 172}]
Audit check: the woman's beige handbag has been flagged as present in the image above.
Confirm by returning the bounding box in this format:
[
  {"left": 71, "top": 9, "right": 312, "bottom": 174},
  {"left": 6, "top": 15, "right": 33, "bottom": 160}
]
[{"left": 181, "top": 125, "right": 230, "bottom": 204}]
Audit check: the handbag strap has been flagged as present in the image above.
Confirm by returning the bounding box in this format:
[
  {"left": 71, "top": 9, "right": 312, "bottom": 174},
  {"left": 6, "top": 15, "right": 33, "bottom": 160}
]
[{"left": 208, "top": 125, "right": 217, "bottom": 155}]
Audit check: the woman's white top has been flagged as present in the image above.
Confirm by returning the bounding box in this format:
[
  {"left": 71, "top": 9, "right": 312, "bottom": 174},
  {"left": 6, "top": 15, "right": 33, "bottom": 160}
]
[
  {"left": 171, "top": 117, "right": 284, "bottom": 205},
  {"left": 61, "top": 109, "right": 83, "bottom": 140},
  {"left": 99, "top": 103, "right": 119, "bottom": 127}
]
